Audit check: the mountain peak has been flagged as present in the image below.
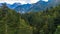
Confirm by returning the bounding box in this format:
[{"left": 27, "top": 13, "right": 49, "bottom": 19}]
[{"left": 0, "top": 0, "right": 60, "bottom": 13}]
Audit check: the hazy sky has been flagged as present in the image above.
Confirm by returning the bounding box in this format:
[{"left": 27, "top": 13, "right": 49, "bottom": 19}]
[{"left": 0, "top": 0, "right": 48, "bottom": 4}]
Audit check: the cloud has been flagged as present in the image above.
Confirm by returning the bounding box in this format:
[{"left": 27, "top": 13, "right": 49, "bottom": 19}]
[
  {"left": 42, "top": 0, "right": 48, "bottom": 2},
  {"left": 30, "top": 0, "right": 39, "bottom": 3},
  {"left": 0, "top": 0, "right": 40, "bottom": 4}
]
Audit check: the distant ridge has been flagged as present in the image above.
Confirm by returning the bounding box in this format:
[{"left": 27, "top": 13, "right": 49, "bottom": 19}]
[{"left": 0, "top": 0, "right": 60, "bottom": 13}]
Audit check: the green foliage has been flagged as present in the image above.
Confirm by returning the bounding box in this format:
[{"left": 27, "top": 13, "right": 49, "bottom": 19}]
[
  {"left": 0, "top": 3, "right": 20, "bottom": 34},
  {"left": 55, "top": 25, "right": 60, "bottom": 34},
  {"left": 0, "top": 3, "right": 60, "bottom": 34}
]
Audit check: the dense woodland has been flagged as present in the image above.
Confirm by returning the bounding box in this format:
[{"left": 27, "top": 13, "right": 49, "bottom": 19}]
[{"left": 0, "top": 3, "right": 60, "bottom": 34}]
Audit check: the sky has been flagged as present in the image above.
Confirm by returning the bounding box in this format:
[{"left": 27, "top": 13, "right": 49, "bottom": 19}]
[{"left": 0, "top": 0, "right": 48, "bottom": 4}]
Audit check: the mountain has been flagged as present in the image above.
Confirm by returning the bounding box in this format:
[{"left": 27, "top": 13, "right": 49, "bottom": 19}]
[
  {"left": 28, "top": 1, "right": 49, "bottom": 12},
  {"left": 0, "top": 0, "right": 60, "bottom": 13},
  {"left": 14, "top": 0, "right": 60, "bottom": 13},
  {"left": 28, "top": 0, "right": 60, "bottom": 12},
  {"left": 7, "top": 3, "right": 21, "bottom": 9},
  {"left": 14, "top": 4, "right": 32, "bottom": 13},
  {"left": 14, "top": 1, "right": 49, "bottom": 13},
  {"left": 0, "top": 3, "right": 2, "bottom": 6}
]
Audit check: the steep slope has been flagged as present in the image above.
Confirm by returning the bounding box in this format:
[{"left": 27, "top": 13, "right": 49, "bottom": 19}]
[
  {"left": 28, "top": 1, "right": 49, "bottom": 12},
  {"left": 14, "top": 1, "right": 49, "bottom": 13},
  {"left": 14, "top": 0, "right": 60, "bottom": 13},
  {"left": 14, "top": 4, "right": 32, "bottom": 13},
  {"left": 7, "top": 3, "right": 21, "bottom": 9}
]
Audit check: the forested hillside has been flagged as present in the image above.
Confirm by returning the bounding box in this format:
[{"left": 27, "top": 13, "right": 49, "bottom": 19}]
[{"left": 0, "top": 3, "right": 60, "bottom": 34}]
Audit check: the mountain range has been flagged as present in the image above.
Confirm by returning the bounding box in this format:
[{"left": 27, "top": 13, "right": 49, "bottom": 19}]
[{"left": 0, "top": 0, "right": 60, "bottom": 13}]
